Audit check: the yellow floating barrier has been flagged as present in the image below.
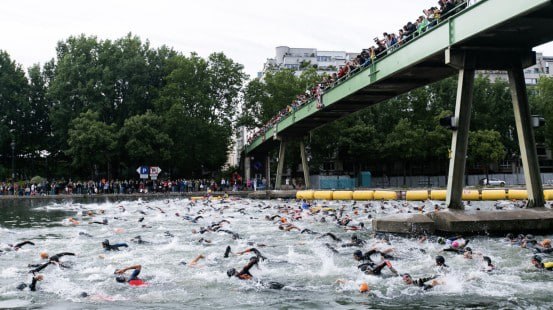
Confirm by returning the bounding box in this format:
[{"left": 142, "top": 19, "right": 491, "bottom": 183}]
[
  {"left": 406, "top": 190, "right": 429, "bottom": 201},
  {"left": 462, "top": 190, "right": 480, "bottom": 201},
  {"left": 481, "top": 189, "right": 506, "bottom": 200},
  {"left": 544, "top": 189, "right": 553, "bottom": 200},
  {"left": 373, "top": 190, "right": 398, "bottom": 200},
  {"left": 333, "top": 191, "right": 353, "bottom": 200},
  {"left": 507, "top": 189, "right": 528, "bottom": 200},
  {"left": 313, "top": 191, "right": 333, "bottom": 200},
  {"left": 430, "top": 190, "right": 447, "bottom": 201},
  {"left": 296, "top": 190, "right": 315, "bottom": 200},
  {"left": 353, "top": 190, "right": 374, "bottom": 201}
]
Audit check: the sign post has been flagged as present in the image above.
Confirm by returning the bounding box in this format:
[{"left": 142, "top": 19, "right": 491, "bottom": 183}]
[
  {"left": 150, "top": 166, "right": 161, "bottom": 180},
  {"left": 136, "top": 166, "right": 149, "bottom": 179}
]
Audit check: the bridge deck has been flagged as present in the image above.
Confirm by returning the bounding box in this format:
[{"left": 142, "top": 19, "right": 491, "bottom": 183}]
[{"left": 246, "top": 0, "right": 553, "bottom": 155}]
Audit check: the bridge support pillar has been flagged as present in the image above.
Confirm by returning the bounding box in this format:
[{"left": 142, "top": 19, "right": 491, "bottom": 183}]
[
  {"left": 244, "top": 156, "right": 251, "bottom": 186},
  {"left": 509, "top": 61, "right": 544, "bottom": 208},
  {"left": 446, "top": 53, "right": 475, "bottom": 210},
  {"left": 275, "top": 139, "right": 287, "bottom": 190},
  {"left": 266, "top": 155, "right": 271, "bottom": 190},
  {"left": 300, "top": 141, "right": 311, "bottom": 189}
]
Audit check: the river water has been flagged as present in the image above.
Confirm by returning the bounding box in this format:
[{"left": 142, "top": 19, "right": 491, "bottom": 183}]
[{"left": 0, "top": 197, "right": 551, "bottom": 309}]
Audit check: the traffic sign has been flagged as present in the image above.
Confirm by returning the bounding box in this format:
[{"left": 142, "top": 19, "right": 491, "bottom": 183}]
[
  {"left": 150, "top": 166, "right": 161, "bottom": 176},
  {"left": 136, "top": 166, "right": 149, "bottom": 179}
]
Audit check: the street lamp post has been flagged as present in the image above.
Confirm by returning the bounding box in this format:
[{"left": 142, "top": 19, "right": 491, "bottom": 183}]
[{"left": 10, "top": 139, "right": 15, "bottom": 180}]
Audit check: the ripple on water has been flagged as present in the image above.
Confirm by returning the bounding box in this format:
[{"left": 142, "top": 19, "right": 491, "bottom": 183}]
[{"left": 0, "top": 197, "right": 552, "bottom": 308}]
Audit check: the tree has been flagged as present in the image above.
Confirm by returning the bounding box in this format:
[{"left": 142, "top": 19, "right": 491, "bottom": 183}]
[
  {"left": 0, "top": 50, "right": 29, "bottom": 178},
  {"left": 468, "top": 129, "right": 506, "bottom": 183},
  {"left": 66, "top": 110, "right": 117, "bottom": 179},
  {"left": 119, "top": 111, "right": 173, "bottom": 166},
  {"left": 384, "top": 119, "right": 427, "bottom": 185},
  {"left": 155, "top": 52, "right": 246, "bottom": 176},
  {"left": 531, "top": 76, "right": 553, "bottom": 150}
]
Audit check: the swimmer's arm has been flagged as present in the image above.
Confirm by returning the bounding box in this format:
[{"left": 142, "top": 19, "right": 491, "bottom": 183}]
[
  {"left": 115, "top": 264, "right": 141, "bottom": 274},
  {"left": 189, "top": 254, "right": 205, "bottom": 265},
  {"left": 14, "top": 241, "right": 35, "bottom": 249}
]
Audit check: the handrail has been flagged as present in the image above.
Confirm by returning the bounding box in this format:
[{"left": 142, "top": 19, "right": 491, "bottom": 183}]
[{"left": 247, "top": 0, "right": 484, "bottom": 147}]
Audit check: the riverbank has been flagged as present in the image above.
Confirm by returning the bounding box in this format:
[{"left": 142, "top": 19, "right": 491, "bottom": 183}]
[{"left": 0, "top": 190, "right": 299, "bottom": 200}]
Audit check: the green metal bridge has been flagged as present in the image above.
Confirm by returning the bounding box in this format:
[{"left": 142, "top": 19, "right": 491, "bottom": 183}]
[{"left": 244, "top": 0, "right": 553, "bottom": 208}]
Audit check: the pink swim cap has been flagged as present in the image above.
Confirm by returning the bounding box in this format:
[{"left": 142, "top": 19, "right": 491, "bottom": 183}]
[{"left": 452, "top": 241, "right": 459, "bottom": 248}]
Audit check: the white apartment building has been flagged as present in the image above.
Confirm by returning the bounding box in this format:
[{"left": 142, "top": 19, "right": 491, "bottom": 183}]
[
  {"left": 260, "top": 46, "right": 357, "bottom": 78},
  {"left": 483, "top": 53, "right": 553, "bottom": 85}
]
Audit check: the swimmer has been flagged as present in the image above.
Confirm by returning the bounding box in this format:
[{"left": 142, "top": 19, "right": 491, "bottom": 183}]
[
  {"left": 79, "top": 232, "right": 93, "bottom": 237},
  {"left": 341, "top": 235, "right": 365, "bottom": 247},
  {"left": 188, "top": 254, "right": 205, "bottom": 266},
  {"left": 435, "top": 255, "right": 449, "bottom": 270},
  {"left": 344, "top": 223, "right": 365, "bottom": 231},
  {"left": 114, "top": 264, "right": 145, "bottom": 286},
  {"left": 325, "top": 243, "right": 339, "bottom": 254},
  {"left": 89, "top": 218, "right": 108, "bottom": 225},
  {"left": 224, "top": 245, "right": 232, "bottom": 258},
  {"left": 131, "top": 236, "right": 151, "bottom": 244},
  {"left": 531, "top": 255, "right": 553, "bottom": 270},
  {"left": 319, "top": 233, "right": 342, "bottom": 242},
  {"left": 533, "top": 239, "right": 553, "bottom": 253},
  {"left": 401, "top": 273, "right": 441, "bottom": 290},
  {"left": 353, "top": 249, "right": 385, "bottom": 263},
  {"left": 3, "top": 240, "right": 35, "bottom": 251},
  {"left": 17, "top": 274, "right": 44, "bottom": 291},
  {"left": 236, "top": 248, "right": 267, "bottom": 261},
  {"left": 102, "top": 239, "right": 129, "bottom": 251},
  {"left": 227, "top": 256, "right": 259, "bottom": 280},
  {"left": 218, "top": 229, "right": 240, "bottom": 240},
  {"left": 300, "top": 228, "right": 319, "bottom": 235},
  {"left": 29, "top": 252, "right": 75, "bottom": 273},
  {"left": 278, "top": 224, "right": 300, "bottom": 232},
  {"left": 443, "top": 238, "right": 469, "bottom": 253},
  {"left": 482, "top": 256, "right": 495, "bottom": 272},
  {"left": 359, "top": 260, "right": 398, "bottom": 276},
  {"left": 463, "top": 247, "right": 480, "bottom": 259}
]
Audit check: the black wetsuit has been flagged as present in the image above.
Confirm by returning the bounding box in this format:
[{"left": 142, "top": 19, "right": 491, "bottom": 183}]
[
  {"left": 410, "top": 276, "right": 438, "bottom": 290},
  {"left": 103, "top": 242, "right": 128, "bottom": 251},
  {"left": 14, "top": 241, "right": 35, "bottom": 249},
  {"left": 218, "top": 229, "right": 240, "bottom": 240},
  {"left": 319, "top": 233, "right": 342, "bottom": 242}
]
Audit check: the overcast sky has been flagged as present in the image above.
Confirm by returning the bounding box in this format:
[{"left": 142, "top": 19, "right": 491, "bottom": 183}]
[{"left": 2, "top": 0, "right": 553, "bottom": 78}]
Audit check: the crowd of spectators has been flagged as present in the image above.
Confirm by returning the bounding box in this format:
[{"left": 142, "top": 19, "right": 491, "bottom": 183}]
[
  {"left": 247, "top": 0, "right": 476, "bottom": 146},
  {"left": 0, "top": 177, "right": 251, "bottom": 197}
]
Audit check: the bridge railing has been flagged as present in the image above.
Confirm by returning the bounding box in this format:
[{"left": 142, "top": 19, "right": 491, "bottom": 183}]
[{"left": 247, "top": 0, "right": 486, "bottom": 148}]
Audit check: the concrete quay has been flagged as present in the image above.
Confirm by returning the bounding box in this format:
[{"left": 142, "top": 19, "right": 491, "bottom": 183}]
[{"left": 373, "top": 208, "right": 553, "bottom": 235}]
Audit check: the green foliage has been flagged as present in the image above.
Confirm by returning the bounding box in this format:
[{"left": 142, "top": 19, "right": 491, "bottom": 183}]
[
  {"left": 66, "top": 110, "right": 118, "bottom": 174},
  {"left": 530, "top": 77, "right": 553, "bottom": 149},
  {"left": 468, "top": 129, "right": 506, "bottom": 177},
  {"left": 120, "top": 111, "right": 173, "bottom": 164}
]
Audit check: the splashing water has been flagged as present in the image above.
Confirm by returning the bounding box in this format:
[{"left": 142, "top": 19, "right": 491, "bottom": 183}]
[{"left": 0, "top": 197, "right": 552, "bottom": 309}]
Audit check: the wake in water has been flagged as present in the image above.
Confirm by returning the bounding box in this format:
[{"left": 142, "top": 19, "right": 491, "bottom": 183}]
[{"left": 0, "top": 197, "right": 552, "bottom": 309}]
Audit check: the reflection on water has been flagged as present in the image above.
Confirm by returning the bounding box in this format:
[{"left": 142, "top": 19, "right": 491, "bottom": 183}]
[{"left": 0, "top": 197, "right": 552, "bottom": 309}]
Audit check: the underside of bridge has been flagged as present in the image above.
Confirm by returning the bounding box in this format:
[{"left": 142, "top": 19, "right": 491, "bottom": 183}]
[{"left": 245, "top": 0, "right": 553, "bottom": 211}]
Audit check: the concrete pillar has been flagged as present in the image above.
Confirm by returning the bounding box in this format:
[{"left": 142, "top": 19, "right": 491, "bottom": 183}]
[
  {"left": 508, "top": 62, "right": 545, "bottom": 208},
  {"left": 300, "top": 141, "right": 311, "bottom": 189},
  {"left": 266, "top": 155, "right": 271, "bottom": 190},
  {"left": 446, "top": 53, "right": 475, "bottom": 210},
  {"left": 244, "top": 156, "right": 251, "bottom": 185},
  {"left": 275, "top": 139, "right": 287, "bottom": 189}
]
